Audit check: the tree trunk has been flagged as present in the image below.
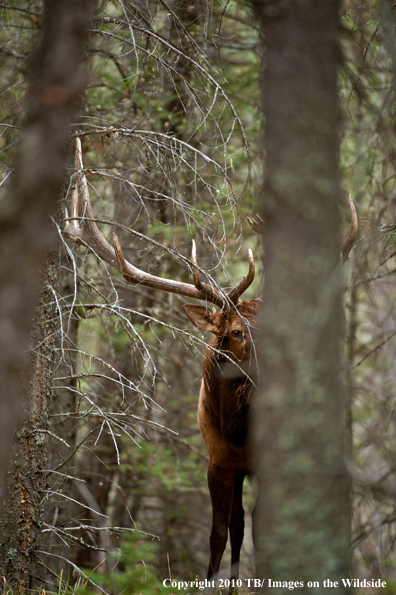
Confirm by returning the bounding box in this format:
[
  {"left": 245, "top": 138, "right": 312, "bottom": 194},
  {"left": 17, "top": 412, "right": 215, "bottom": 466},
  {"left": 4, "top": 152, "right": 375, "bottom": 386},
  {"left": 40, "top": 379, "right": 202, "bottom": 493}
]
[
  {"left": 0, "top": 0, "right": 96, "bottom": 588},
  {"left": 251, "top": 1, "right": 351, "bottom": 591},
  {"left": 0, "top": 251, "right": 60, "bottom": 590},
  {"left": 0, "top": 0, "right": 95, "bottom": 488}
]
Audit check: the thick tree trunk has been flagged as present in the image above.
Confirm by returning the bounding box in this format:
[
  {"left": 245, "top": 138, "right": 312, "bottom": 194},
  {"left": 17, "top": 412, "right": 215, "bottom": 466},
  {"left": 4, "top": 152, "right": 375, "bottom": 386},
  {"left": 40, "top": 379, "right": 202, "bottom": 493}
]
[
  {"left": 0, "top": 0, "right": 95, "bottom": 589},
  {"left": 0, "top": 251, "right": 60, "bottom": 590},
  {"left": 0, "top": 0, "right": 94, "bottom": 488},
  {"left": 251, "top": 1, "right": 351, "bottom": 592}
]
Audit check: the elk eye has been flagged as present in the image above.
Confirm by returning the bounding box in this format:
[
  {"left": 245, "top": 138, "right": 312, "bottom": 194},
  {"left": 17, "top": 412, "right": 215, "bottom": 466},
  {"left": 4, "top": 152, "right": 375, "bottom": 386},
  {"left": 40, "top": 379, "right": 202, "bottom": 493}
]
[{"left": 232, "top": 329, "right": 242, "bottom": 338}]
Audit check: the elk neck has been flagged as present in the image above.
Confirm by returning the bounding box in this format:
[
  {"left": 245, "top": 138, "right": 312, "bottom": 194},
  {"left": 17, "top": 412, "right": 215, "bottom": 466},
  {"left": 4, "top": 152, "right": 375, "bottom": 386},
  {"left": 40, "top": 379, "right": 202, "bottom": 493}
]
[{"left": 201, "top": 300, "right": 259, "bottom": 448}]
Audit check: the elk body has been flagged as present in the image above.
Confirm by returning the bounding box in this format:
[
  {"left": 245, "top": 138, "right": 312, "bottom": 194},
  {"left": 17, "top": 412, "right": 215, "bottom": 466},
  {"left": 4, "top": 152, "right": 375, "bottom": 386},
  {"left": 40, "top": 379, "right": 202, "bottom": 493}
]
[
  {"left": 65, "top": 139, "right": 357, "bottom": 586},
  {"left": 183, "top": 300, "right": 259, "bottom": 581}
]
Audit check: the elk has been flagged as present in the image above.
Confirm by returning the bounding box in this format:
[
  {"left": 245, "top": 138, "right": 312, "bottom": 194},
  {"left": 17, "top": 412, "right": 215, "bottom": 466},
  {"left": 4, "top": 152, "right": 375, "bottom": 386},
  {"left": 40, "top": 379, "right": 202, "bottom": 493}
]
[{"left": 65, "top": 139, "right": 358, "bottom": 586}]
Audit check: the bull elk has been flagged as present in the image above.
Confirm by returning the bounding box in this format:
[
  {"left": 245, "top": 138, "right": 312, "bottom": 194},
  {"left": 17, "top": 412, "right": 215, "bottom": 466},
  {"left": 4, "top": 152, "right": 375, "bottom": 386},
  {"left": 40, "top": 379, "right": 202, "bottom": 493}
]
[{"left": 64, "top": 139, "right": 358, "bottom": 587}]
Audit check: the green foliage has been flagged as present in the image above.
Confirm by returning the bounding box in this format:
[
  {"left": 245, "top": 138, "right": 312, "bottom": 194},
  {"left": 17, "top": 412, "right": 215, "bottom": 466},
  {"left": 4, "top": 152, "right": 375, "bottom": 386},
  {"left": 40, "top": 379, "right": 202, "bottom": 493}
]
[
  {"left": 77, "top": 534, "right": 173, "bottom": 595},
  {"left": 119, "top": 439, "right": 207, "bottom": 496}
]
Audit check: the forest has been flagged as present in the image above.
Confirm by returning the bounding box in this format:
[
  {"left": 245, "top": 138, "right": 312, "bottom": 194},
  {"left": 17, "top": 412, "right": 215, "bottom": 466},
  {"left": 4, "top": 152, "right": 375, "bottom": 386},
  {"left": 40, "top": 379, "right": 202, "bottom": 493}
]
[{"left": 1, "top": 1, "right": 396, "bottom": 594}]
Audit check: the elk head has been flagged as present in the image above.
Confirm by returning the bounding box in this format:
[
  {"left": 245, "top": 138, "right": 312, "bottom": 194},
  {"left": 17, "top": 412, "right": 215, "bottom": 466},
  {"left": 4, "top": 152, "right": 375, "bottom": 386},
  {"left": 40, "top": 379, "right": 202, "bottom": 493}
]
[{"left": 183, "top": 301, "right": 259, "bottom": 370}]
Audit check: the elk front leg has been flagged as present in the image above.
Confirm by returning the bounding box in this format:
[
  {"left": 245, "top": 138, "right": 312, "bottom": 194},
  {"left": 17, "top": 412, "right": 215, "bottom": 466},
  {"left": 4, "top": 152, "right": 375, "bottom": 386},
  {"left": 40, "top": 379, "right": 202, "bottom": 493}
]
[
  {"left": 207, "top": 464, "right": 235, "bottom": 580},
  {"left": 229, "top": 472, "right": 245, "bottom": 586}
]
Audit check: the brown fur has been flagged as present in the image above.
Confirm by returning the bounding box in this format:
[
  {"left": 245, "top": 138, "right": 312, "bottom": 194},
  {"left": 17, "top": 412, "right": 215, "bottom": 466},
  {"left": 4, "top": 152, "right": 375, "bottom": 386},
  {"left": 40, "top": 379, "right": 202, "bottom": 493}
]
[{"left": 183, "top": 299, "right": 259, "bottom": 582}]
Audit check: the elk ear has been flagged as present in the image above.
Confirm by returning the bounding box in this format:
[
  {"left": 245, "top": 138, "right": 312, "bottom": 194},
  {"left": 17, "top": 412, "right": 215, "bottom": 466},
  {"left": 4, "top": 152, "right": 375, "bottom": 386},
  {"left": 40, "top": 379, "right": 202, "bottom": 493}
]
[{"left": 183, "top": 305, "right": 225, "bottom": 335}]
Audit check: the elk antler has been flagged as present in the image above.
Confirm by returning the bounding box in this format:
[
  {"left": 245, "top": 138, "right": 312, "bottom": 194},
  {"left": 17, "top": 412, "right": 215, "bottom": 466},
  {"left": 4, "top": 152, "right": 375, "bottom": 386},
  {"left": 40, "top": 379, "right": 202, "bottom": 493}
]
[
  {"left": 247, "top": 195, "right": 358, "bottom": 263},
  {"left": 64, "top": 138, "right": 254, "bottom": 309},
  {"left": 64, "top": 140, "right": 117, "bottom": 269},
  {"left": 341, "top": 194, "right": 358, "bottom": 263},
  {"left": 247, "top": 214, "right": 265, "bottom": 234},
  {"left": 189, "top": 240, "right": 225, "bottom": 308},
  {"left": 227, "top": 250, "right": 255, "bottom": 304}
]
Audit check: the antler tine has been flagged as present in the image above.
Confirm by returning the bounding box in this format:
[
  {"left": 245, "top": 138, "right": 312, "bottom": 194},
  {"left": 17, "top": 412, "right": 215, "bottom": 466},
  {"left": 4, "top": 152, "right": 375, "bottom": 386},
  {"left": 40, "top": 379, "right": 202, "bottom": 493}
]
[
  {"left": 75, "top": 136, "right": 83, "bottom": 171},
  {"left": 341, "top": 194, "right": 358, "bottom": 263},
  {"left": 64, "top": 140, "right": 229, "bottom": 303},
  {"left": 113, "top": 233, "right": 134, "bottom": 283},
  {"left": 64, "top": 139, "right": 117, "bottom": 266},
  {"left": 247, "top": 214, "right": 265, "bottom": 234},
  {"left": 227, "top": 249, "right": 255, "bottom": 305},
  {"left": 190, "top": 240, "right": 225, "bottom": 309},
  {"left": 191, "top": 240, "right": 201, "bottom": 289},
  {"left": 64, "top": 137, "right": 84, "bottom": 236}
]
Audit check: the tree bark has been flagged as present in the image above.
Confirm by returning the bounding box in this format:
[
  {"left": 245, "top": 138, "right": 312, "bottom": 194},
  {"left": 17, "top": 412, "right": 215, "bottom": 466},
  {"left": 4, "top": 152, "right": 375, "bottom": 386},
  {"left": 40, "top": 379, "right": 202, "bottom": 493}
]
[
  {"left": 0, "top": 0, "right": 96, "bottom": 589},
  {"left": 0, "top": 0, "right": 94, "bottom": 486},
  {"left": 251, "top": 1, "right": 351, "bottom": 592},
  {"left": 0, "top": 252, "right": 60, "bottom": 590}
]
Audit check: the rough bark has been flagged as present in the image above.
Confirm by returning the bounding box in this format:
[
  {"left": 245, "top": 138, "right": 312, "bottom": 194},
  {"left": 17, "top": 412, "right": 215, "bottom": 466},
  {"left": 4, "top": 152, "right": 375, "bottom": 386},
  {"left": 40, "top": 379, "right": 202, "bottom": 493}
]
[
  {"left": 251, "top": 1, "right": 351, "bottom": 592},
  {"left": 0, "top": 0, "right": 96, "bottom": 589},
  {"left": 0, "top": 0, "right": 95, "bottom": 488},
  {"left": 0, "top": 252, "right": 60, "bottom": 590}
]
